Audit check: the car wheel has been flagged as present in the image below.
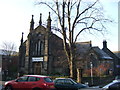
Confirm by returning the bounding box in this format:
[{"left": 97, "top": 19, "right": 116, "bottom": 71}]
[{"left": 5, "top": 85, "right": 13, "bottom": 90}]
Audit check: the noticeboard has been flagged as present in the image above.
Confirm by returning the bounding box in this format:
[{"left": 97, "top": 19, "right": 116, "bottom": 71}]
[{"left": 32, "top": 57, "right": 43, "bottom": 62}]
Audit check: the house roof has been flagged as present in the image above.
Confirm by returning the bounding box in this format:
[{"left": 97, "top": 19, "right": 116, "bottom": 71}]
[
  {"left": 102, "top": 47, "right": 119, "bottom": 60},
  {"left": 114, "top": 51, "right": 120, "bottom": 58},
  {"left": 75, "top": 41, "right": 92, "bottom": 59},
  {"left": 0, "top": 49, "right": 17, "bottom": 55},
  {"left": 76, "top": 41, "right": 91, "bottom": 54},
  {"left": 92, "top": 47, "right": 113, "bottom": 60},
  {"left": 0, "top": 49, "right": 5, "bottom": 55}
]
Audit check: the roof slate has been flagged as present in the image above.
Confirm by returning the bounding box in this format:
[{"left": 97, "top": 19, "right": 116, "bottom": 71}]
[{"left": 92, "top": 47, "right": 113, "bottom": 60}]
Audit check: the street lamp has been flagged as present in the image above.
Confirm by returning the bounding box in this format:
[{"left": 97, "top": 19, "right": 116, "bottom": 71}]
[{"left": 90, "top": 62, "right": 93, "bottom": 85}]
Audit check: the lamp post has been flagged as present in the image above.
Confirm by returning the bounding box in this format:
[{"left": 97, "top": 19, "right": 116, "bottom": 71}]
[{"left": 90, "top": 62, "right": 93, "bottom": 85}]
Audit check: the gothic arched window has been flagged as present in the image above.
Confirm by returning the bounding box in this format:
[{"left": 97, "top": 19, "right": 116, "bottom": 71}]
[
  {"left": 41, "top": 41, "right": 44, "bottom": 55},
  {"left": 38, "top": 40, "right": 41, "bottom": 55}
]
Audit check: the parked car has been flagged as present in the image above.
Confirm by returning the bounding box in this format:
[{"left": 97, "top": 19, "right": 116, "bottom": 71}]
[
  {"left": 54, "top": 78, "right": 88, "bottom": 90},
  {"left": 4, "top": 75, "right": 55, "bottom": 90},
  {"left": 102, "top": 80, "right": 120, "bottom": 90}
]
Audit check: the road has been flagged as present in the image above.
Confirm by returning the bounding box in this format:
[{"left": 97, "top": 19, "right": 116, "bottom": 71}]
[
  {"left": 80, "top": 88, "right": 103, "bottom": 90},
  {"left": 0, "top": 86, "right": 103, "bottom": 90}
]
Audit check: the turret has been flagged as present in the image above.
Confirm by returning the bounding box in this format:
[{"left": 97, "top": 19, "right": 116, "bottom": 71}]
[
  {"left": 47, "top": 12, "right": 52, "bottom": 31},
  {"left": 30, "top": 15, "right": 34, "bottom": 31},
  {"left": 20, "top": 32, "right": 24, "bottom": 46},
  {"left": 39, "top": 13, "right": 42, "bottom": 26}
]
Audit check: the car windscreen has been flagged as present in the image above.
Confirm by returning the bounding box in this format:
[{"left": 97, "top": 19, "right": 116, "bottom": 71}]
[
  {"left": 115, "top": 75, "right": 120, "bottom": 80},
  {"left": 44, "top": 78, "right": 53, "bottom": 82},
  {"left": 70, "top": 79, "right": 78, "bottom": 84}
]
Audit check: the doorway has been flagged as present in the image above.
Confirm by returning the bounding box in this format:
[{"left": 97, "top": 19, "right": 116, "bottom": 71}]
[{"left": 34, "top": 62, "right": 41, "bottom": 75}]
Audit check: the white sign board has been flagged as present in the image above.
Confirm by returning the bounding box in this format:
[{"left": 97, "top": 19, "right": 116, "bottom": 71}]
[{"left": 32, "top": 57, "right": 43, "bottom": 62}]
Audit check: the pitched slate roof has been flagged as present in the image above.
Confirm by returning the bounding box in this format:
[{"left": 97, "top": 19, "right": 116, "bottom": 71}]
[
  {"left": 75, "top": 41, "right": 91, "bottom": 59},
  {"left": 0, "top": 49, "right": 17, "bottom": 55},
  {"left": 114, "top": 51, "right": 120, "bottom": 58},
  {"left": 75, "top": 41, "right": 112, "bottom": 60},
  {"left": 92, "top": 47, "right": 113, "bottom": 60},
  {"left": 0, "top": 49, "right": 4, "bottom": 55}
]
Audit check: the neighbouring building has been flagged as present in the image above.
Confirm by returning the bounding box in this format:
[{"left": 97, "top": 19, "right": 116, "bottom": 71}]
[
  {"left": 0, "top": 49, "right": 18, "bottom": 80},
  {"left": 102, "top": 40, "right": 120, "bottom": 75},
  {"left": 75, "top": 41, "right": 113, "bottom": 77}
]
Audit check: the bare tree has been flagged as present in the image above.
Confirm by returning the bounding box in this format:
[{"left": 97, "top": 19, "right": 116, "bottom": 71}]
[
  {"left": 1, "top": 41, "right": 17, "bottom": 56},
  {"left": 36, "top": 0, "right": 112, "bottom": 79}
]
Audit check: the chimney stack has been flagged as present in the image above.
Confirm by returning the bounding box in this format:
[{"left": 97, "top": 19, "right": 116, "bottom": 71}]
[{"left": 103, "top": 40, "right": 107, "bottom": 49}]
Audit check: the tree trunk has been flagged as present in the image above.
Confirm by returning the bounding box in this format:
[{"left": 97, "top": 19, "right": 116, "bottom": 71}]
[
  {"left": 69, "top": 59, "right": 73, "bottom": 78},
  {"left": 77, "top": 68, "right": 81, "bottom": 83},
  {"left": 68, "top": 45, "right": 77, "bottom": 80},
  {"left": 69, "top": 59, "right": 77, "bottom": 80}
]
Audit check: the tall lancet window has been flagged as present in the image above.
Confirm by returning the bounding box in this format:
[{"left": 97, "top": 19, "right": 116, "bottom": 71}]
[
  {"left": 38, "top": 40, "right": 41, "bottom": 56},
  {"left": 35, "top": 43, "right": 38, "bottom": 56},
  {"left": 41, "top": 41, "right": 44, "bottom": 55}
]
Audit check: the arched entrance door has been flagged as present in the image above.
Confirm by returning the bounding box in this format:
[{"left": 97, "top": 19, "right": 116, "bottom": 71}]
[{"left": 34, "top": 62, "right": 42, "bottom": 75}]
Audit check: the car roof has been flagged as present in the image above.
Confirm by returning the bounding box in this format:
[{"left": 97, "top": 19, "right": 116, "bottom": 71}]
[
  {"left": 24, "top": 75, "right": 49, "bottom": 78},
  {"left": 55, "top": 78, "right": 75, "bottom": 81},
  {"left": 55, "top": 78, "right": 78, "bottom": 84}
]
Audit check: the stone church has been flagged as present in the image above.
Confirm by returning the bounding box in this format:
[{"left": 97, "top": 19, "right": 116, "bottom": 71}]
[{"left": 18, "top": 13, "right": 68, "bottom": 75}]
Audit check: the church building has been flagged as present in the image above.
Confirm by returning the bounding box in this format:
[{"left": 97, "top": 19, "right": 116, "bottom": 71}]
[{"left": 18, "top": 13, "right": 68, "bottom": 75}]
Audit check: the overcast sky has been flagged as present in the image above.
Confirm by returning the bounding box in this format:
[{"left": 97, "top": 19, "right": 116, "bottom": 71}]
[{"left": 0, "top": 0, "right": 119, "bottom": 51}]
